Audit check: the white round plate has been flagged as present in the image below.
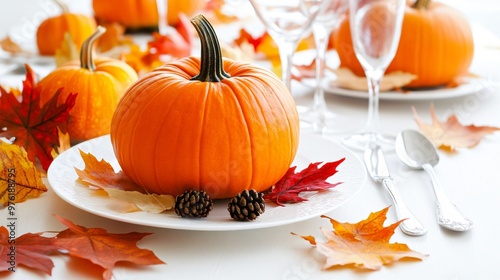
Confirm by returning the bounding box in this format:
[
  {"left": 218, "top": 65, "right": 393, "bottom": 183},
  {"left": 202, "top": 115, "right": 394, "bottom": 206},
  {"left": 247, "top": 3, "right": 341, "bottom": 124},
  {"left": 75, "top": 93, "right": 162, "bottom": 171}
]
[
  {"left": 47, "top": 132, "right": 367, "bottom": 231},
  {"left": 325, "top": 78, "right": 486, "bottom": 100},
  {"left": 293, "top": 49, "right": 486, "bottom": 101}
]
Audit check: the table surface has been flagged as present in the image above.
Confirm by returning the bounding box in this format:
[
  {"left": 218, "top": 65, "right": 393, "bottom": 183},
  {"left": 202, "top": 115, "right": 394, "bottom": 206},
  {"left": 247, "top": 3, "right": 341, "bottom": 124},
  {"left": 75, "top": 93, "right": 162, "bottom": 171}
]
[{"left": 1, "top": 1, "right": 500, "bottom": 279}]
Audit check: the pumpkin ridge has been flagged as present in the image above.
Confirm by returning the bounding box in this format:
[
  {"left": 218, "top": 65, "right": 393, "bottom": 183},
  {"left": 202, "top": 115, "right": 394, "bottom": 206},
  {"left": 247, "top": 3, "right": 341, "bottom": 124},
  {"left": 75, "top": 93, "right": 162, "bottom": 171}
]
[
  {"left": 223, "top": 80, "right": 257, "bottom": 189},
  {"left": 113, "top": 75, "right": 160, "bottom": 183}
]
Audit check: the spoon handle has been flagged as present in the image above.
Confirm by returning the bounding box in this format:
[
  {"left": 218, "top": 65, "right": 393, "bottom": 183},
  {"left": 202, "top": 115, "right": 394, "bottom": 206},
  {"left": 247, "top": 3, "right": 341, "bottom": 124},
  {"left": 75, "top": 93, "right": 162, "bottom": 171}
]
[
  {"left": 382, "top": 178, "right": 427, "bottom": 236},
  {"left": 422, "top": 164, "right": 473, "bottom": 231}
]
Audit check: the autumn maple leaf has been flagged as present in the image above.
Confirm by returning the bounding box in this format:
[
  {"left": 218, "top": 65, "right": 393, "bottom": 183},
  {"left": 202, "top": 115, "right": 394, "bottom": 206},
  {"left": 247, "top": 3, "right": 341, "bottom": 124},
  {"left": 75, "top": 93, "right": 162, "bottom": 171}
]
[
  {"left": 293, "top": 207, "right": 427, "bottom": 270},
  {"left": 75, "top": 150, "right": 174, "bottom": 213},
  {"left": 413, "top": 104, "right": 500, "bottom": 151},
  {"left": 52, "top": 215, "right": 165, "bottom": 280},
  {"left": 0, "top": 141, "right": 47, "bottom": 206},
  {"left": 265, "top": 159, "right": 345, "bottom": 206},
  {"left": 0, "top": 226, "right": 60, "bottom": 275},
  {"left": 0, "top": 64, "right": 77, "bottom": 171}
]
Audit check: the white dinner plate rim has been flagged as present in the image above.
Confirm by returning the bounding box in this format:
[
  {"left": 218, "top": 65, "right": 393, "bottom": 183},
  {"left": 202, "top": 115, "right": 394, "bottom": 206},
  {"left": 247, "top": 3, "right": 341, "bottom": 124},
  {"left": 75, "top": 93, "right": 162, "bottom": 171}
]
[
  {"left": 47, "top": 132, "right": 367, "bottom": 231},
  {"left": 293, "top": 49, "right": 486, "bottom": 101}
]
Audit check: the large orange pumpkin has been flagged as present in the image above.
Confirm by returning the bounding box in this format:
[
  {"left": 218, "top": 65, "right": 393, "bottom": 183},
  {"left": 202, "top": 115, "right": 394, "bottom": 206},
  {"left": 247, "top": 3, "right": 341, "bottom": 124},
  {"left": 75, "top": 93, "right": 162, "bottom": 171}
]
[
  {"left": 335, "top": 0, "right": 474, "bottom": 88},
  {"left": 38, "top": 26, "right": 138, "bottom": 143},
  {"left": 36, "top": 0, "right": 96, "bottom": 55},
  {"left": 92, "top": 0, "right": 206, "bottom": 29},
  {"left": 110, "top": 15, "right": 300, "bottom": 199}
]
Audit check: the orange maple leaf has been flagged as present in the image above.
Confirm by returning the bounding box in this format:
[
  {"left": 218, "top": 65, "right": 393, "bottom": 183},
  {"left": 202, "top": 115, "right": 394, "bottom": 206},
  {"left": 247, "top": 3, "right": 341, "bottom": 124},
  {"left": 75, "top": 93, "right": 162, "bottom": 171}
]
[
  {"left": 0, "top": 227, "right": 60, "bottom": 275},
  {"left": 293, "top": 207, "right": 427, "bottom": 270},
  {"left": 74, "top": 150, "right": 145, "bottom": 193},
  {"left": 74, "top": 150, "right": 175, "bottom": 212},
  {"left": 96, "top": 22, "right": 133, "bottom": 53},
  {"left": 122, "top": 14, "right": 193, "bottom": 76},
  {"left": 413, "top": 105, "right": 500, "bottom": 151},
  {"left": 52, "top": 215, "right": 165, "bottom": 280}
]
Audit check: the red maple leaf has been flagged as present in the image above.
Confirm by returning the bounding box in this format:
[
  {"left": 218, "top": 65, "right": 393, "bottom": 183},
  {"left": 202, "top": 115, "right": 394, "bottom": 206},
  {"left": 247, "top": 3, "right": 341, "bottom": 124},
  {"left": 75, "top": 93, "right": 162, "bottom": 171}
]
[
  {"left": 0, "top": 64, "right": 77, "bottom": 171},
  {"left": 147, "top": 14, "right": 193, "bottom": 59},
  {"left": 51, "top": 215, "right": 164, "bottom": 280},
  {"left": 0, "top": 226, "right": 61, "bottom": 275},
  {"left": 265, "top": 158, "right": 345, "bottom": 206},
  {"left": 233, "top": 28, "right": 265, "bottom": 51}
]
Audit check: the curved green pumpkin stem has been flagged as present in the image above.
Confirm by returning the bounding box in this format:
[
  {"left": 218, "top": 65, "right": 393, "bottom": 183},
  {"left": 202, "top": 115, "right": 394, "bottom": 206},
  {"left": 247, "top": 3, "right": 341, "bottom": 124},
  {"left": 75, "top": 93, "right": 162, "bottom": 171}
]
[
  {"left": 413, "top": 0, "right": 431, "bottom": 9},
  {"left": 80, "top": 25, "right": 106, "bottom": 72},
  {"left": 54, "top": 0, "right": 69, "bottom": 13},
  {"left": 190, "top": 14, "right": 230, "bottom": 82}
]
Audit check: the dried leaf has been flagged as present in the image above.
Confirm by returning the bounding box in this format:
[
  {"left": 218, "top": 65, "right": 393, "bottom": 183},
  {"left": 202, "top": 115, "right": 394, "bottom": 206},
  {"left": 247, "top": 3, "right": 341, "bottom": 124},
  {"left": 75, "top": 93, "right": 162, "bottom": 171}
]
[
  {"left": 330, "top": 67, "right": 417, "bottom": 92},
  {"left": 0, "top": 227, "right": 60, "bottom": 275},
  {"left": 264, "top": 159, "right": 345, "bottom": 206},
  {"left": 413, "top": 105, "right": 500, "bottom": 151},
  {"left": 0, "top": 141, "right": 48, "bottom": 206},
  {"left": 97, "top": 22, "right": 133, "bottom": 53},
  {"left": 221, "top": 41, "right": 255, "bottom": 62},
  {"left": 103, "top": 188, "right": 175, "bottom": 213},
  {"left": 75, "top": 150, "right": 175, "bottom": 213},
  {"left": 0, "top": 36, "right": 22, "bottom": 53},
  {"left": 54, "top": 32, "right": 79, "bottom": 67},
  {"left": 293, "top": 207, "right": 427, "bottom": 270},
  {"left": 52, "top": 215, "right": 164, "bottom": 280},
  {"left": 75, "top": 150, "right": 145, "bottom": 193},
  {"left": 234, "top": 28, "right": 265, "bottom": 52},
  {"left": 122, "top": 15, "right": 193, "bottom": 76},
  {"left": 55, "top": 127, "right": 71, "bottom": 154},
  {"left": 204, "top": 0, "right": 239, "bottom": 24},
  {"left": 0, "top": 65, "right": 77, "bottom": 171}
]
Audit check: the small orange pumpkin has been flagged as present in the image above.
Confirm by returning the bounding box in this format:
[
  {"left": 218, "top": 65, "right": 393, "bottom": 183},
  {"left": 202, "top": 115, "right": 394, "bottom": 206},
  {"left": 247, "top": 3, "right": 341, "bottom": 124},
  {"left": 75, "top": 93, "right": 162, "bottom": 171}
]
[
  {"left": 36, "top": 0, "right": 96, "bottom": 55},
  {"left": 38, "top": 26, "right": 138, "bottom": 142},
  {"left": 335, "top": 0, "right": 474, "bottom": 88},
  {"left": 110, "top": 15, "right": 300, "bottom": 199},
  {"left": 92, "top": 0, "right": 206, "bottom": 29}
]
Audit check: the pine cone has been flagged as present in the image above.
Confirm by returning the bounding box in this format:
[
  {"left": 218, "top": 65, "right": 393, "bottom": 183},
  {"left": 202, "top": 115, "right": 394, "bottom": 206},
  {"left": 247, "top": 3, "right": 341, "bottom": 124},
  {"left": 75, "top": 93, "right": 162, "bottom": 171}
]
[
  {"left": 228, "top": 189, "right": 265, "bottom": 221},
  {"left": 175, "top": 190, "right": 213, "bottom": 218}
]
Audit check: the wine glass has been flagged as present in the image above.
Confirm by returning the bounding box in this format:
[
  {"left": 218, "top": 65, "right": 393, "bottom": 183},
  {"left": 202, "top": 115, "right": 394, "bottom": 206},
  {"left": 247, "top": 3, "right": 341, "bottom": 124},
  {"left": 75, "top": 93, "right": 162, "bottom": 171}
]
[
  {"left": 298, "top": 0, "right": 348, "bottom": 133},
  {"left": 249, "top": 0, "right": 330, "bottom": 91},
  {"left": 342, "top": 0, "right": 405, "bottom": 150}
]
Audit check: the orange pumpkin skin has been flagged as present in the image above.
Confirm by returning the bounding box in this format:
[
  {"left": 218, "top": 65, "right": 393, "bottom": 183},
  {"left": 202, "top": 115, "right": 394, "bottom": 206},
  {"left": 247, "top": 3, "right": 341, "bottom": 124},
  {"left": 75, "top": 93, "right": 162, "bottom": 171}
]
[
  {"left": 36, "top": 14, "right": 96, "bottom": 55},
  {"left": 92, "top": 0, "right": 206, "bottom": 28},
  {"left": 38, "top": 28, "right": 138, "bottom": 142},
  {"left": 110, "top": 57, "right": 300, "bottom": 199},
  {"left": 335, "top": 1, "right": 474, "bottom": 88}
]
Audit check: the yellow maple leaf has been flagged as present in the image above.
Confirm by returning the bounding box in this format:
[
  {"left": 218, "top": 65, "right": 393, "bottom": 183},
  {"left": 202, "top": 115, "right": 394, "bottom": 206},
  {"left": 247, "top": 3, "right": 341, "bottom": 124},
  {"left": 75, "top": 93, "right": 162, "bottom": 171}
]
[
  {"left": 0, "top": 142, "right": 48, "bottom": 206},
  {"left": 293, "top": 207, "right": 427, "bottom": 270},
  {"left": 413, "top": 105, "right": 500, "bottom": 151},
  {"left": 54, "top": 32, "right": 79, "bottom": 67}
]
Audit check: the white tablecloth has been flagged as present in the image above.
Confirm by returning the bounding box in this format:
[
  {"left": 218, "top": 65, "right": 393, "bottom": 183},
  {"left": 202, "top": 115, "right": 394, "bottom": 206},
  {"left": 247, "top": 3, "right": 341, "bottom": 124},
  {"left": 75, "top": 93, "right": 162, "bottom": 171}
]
[{"left": 1, "top": 1, "right": 500, "bottom": 279}]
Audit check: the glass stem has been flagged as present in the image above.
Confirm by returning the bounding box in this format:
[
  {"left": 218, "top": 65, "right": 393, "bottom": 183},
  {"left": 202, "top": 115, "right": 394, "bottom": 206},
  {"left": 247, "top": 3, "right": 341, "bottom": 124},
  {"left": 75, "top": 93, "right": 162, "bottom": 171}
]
[
  {"left": 276, "top": 39, "right": 298, "bottom": 91},
  {"left": 156, "top": 0, "right": 168, "bottom": 35},
  {"left": 312, "top": 22, "right": 334, "bottom": 130},
  {"left": 365, "top": 70, "right": 383, "bottom": 134}
]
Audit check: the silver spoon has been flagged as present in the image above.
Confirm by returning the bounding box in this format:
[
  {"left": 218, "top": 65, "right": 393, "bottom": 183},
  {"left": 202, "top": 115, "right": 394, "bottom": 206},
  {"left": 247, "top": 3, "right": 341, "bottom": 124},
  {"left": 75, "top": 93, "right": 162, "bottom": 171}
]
[{"left": 395, "top": 129, "right": 473, "bottom": 231}]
